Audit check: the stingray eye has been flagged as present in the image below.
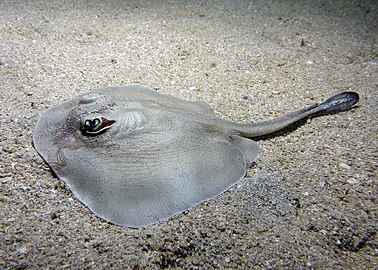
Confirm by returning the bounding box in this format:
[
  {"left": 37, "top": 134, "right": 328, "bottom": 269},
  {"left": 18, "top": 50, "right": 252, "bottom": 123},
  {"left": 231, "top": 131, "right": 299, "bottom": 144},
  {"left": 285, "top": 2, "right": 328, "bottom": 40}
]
[
  {"left": 84, "top": 118, "right": 101, "bottom": 131},
  {"left": 81, "top": 117, "right": 115, "bottom": 136}
]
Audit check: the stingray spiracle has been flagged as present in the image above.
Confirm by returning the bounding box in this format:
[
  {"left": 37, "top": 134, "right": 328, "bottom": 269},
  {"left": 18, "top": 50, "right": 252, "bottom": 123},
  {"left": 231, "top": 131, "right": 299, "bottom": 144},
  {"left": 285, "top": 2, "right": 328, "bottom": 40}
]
[{"left": 121, "top": 111, "right": 146, "bottom": 132}]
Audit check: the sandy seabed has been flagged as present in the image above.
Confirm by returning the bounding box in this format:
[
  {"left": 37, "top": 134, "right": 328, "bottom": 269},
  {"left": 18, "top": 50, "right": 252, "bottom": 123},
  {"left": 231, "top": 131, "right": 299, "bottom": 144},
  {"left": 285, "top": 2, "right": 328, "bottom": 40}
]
[{"left": 1, "top": 0, "right": 377, "bottom": 269}]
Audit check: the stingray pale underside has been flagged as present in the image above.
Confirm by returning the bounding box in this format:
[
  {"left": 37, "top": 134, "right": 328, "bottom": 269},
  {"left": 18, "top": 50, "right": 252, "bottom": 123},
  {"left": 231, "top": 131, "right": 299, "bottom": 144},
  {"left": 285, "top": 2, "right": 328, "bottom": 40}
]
[{"left": 33, "top": 85, "right": 259, "bottom": 227}]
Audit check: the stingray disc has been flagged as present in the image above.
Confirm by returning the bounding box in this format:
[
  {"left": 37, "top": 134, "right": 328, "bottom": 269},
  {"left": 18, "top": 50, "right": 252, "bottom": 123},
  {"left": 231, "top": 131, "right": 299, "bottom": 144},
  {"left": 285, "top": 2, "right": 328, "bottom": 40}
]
[{"left": 33, "top": 85, "right": 259, "bottom": 227}]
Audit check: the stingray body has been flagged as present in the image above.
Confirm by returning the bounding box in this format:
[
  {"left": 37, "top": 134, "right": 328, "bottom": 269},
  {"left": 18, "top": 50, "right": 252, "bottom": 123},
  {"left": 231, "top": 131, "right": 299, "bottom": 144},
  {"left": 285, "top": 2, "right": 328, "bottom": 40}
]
[{"left": 33, "top": 85, "right": 359, "bottom": 227}]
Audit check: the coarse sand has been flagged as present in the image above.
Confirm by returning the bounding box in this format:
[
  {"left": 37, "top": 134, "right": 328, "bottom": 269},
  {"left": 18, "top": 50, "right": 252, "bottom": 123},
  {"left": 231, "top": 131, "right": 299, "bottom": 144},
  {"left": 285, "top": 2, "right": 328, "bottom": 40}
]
[{"left": 1, "top": 0, "right": 377, "bottom": 269}]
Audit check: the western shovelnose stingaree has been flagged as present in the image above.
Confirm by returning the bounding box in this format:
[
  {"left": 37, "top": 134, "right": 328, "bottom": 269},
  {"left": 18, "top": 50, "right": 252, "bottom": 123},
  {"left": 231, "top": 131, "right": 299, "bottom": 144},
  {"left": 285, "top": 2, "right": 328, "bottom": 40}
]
[{"left": 33, "top": 85, "right": 359, "bottom": 227}]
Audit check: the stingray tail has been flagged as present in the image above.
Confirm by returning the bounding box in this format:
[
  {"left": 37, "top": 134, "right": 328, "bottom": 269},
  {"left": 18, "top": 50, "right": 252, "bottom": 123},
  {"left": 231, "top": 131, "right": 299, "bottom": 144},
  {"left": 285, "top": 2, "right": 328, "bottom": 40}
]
[{"left": 237, "top": 92, "right": 359, "bottom": 138}]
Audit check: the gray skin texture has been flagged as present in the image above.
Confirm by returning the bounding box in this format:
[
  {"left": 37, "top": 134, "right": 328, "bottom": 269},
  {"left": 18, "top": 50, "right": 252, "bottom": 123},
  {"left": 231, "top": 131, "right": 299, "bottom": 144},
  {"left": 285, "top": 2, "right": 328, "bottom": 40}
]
[{"left": 33, "top": 85, "right": 359, "bottom": 227}]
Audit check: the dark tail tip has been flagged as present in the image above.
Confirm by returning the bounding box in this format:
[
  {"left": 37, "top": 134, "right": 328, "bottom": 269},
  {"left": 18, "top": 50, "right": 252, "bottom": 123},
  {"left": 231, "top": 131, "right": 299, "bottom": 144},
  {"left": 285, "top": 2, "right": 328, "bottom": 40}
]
[{"left": 316, "top": 92, "right": 359, "bottom": 116}]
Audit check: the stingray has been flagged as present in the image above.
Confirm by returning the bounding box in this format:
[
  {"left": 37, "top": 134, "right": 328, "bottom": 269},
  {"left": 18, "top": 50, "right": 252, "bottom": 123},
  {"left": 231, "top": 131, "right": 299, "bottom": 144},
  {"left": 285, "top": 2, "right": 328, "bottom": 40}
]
[{"left": 33, "top": 85, "right": 359, "bottom": 227}]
